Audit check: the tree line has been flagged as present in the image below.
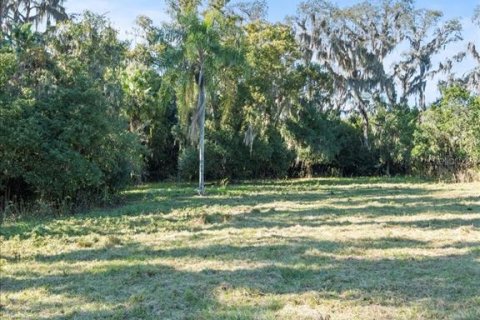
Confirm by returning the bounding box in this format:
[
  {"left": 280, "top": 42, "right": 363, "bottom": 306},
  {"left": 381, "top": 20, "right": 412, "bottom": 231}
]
[{"left": 1, "top": 0, "right": 479, "bottom": 212}]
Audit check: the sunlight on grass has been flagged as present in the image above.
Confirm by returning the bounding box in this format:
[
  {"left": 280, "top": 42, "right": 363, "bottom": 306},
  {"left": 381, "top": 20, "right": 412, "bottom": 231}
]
[{"left": 1, "top": 178, "right": 479, "bottom": 319}]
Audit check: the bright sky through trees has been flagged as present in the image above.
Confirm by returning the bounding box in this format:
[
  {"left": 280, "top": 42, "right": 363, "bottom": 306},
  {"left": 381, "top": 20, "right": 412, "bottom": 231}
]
[{"left": 66, "top": 0, "right": 479, "bottom": 103}]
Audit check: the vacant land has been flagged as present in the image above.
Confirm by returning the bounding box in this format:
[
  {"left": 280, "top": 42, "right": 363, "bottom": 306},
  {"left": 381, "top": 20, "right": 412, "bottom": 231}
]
[{"left": 1, "top": 178, "right": 479, "bottom": 319}]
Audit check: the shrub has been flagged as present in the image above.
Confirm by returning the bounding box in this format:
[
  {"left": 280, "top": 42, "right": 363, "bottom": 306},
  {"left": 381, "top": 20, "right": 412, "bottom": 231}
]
[
  {"left": 178, "top": 128, "right": 293, "bottom": 181},
  {"left": 412, "top": 86, "right": 480, "bottom": 180},
  {"left": 0, "top": 17, "right": 143, "bottom": 211},
  {"left": 371, "top": 104, "right": 419, "bottom": 175},
  {"left": 284, "top": 106, "right": 378, "bottom": 177}
]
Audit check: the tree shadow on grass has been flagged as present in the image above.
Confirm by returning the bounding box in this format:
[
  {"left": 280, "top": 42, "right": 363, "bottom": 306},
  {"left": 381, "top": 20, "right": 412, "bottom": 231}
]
[
  {"left": 242, "top": 176, "right": 433, "bottom": 187},
  {"left": 30, "top": 237, "right": 430, "bottom": 264},
  {"left": 0, "top": 183, "right": 446, "bottom": 240},
  {"left": 2, "top": 179, "right": 479, "bottom": 318},
  {"left": 1, "top": 185, "right": 477, "bottom": 240},
  {"left": 198, "top": 194, "right": 480, "bottom": 232},
  {"left": 2, "top": 237, "right": 480, "bottom": 319}
]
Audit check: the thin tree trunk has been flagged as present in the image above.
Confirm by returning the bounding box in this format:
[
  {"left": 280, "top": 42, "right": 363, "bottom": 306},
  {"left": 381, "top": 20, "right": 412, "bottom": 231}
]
[
  {"left": 353, "top": 88, "right": 371, "bottom": 149},
  {"left": 361, "top": 115, "right": 370, "bottom": 150},
  {"left": 197, "top": 67, "right": 206, "bottom": 196},
  {"left": 25, "top": 1, "right": 31, "bottom": 21},
  {"left": 419, "top": 86, "right": 426, "bottom": 111}
]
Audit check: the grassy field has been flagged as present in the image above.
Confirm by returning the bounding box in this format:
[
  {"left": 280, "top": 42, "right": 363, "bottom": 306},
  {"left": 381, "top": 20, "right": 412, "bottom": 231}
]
[{"left": 1, "top": 177, "right": 479, "bottom": 320}]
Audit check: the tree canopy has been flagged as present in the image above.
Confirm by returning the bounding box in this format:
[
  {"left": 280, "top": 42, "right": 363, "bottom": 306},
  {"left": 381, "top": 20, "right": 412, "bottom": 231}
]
[{"left": 1, "top": 0, "right": 479, "bottom": 212}]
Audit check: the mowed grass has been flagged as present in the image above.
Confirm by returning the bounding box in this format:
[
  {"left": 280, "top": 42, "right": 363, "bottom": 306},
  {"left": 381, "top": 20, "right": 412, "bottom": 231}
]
[{"left": 1, "top": 177, "right": 479, "bottom": 320}]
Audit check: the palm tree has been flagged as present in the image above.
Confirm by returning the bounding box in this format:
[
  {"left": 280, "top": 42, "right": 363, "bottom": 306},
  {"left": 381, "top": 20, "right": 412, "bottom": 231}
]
[
  {"left": 160, "top": 0, "right": 241, "bottom": 195},
  {"left": 1, "top": 0, "right": 68, "bottom": 34},
  {"left": 29, "top": 0, "right": 68, "bottom": 29}
]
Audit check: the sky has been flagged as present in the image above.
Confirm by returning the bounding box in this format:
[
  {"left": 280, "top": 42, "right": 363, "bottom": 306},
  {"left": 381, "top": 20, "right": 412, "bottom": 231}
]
[
  {"left": 65, "top": 0, "right": 480, "bottom": 34},
  {"left": 66, "top": 0, "right": 480, "bottom": 103}
]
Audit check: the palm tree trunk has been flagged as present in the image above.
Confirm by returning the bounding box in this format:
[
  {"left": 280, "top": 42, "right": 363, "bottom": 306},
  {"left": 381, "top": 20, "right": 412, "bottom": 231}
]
[{"left": 197, "top": 67, "right": 206, "bottom": 196}]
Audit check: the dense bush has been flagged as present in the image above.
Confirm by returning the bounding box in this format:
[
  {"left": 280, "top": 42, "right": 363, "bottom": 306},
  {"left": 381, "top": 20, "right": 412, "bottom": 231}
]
[
  {"left": 178, "top": 141, "right": 229, "bottom": 181},
  {"left": 371, "top": 104, "right": 419, "bottom": 175},
  {"left": 178, "top": 128, "right": 293, "bottom": 181},
  {"left": 412, "top": 87, "right": 480, "bottom": 180},
  {"left": 1, "top": 82, "right": 142, "bottom": 203},
  {"left": 285, "top": 106, "right": 378, "bottom": 177},
  {"left": 284, "top": 106, "right": 343, "bottom": 176},
  {"left": 121, "top": 61, "right": 179, "bottom": 181},
  {"left": 0, "top": 17, "right": 142, "bottom": 209},
  {"left": 331, "top": 120, "right": 378, "bottom": 177}
]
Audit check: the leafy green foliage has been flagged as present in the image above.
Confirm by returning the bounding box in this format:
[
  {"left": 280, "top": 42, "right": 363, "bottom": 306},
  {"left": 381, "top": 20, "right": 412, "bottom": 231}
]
[
  {"left": 371, "top": 104, "right": 419, "bottom": 175},
  {"left": 2, "top": 0, "right": 480, "bottom": 214},
  {"left": 178, "top": 128, "right": 293, "bottom": 181},
  {"left": 412, "top": 87, "right": 480, "bottom": 179},
  {"left": 0, "top": 14, "right": 142, "bottom": 208},
  {"left": 121, "top": 61, "right": 178, "bottom": 181},
  {"left": 285, "top": 106, "right": 344, "bottom": 175}
]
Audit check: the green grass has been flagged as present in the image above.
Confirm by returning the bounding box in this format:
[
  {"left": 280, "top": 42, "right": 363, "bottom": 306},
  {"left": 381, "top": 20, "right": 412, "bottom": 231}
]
[{"left": 1, "top": 177, "right": 479, "bottom": 319}]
